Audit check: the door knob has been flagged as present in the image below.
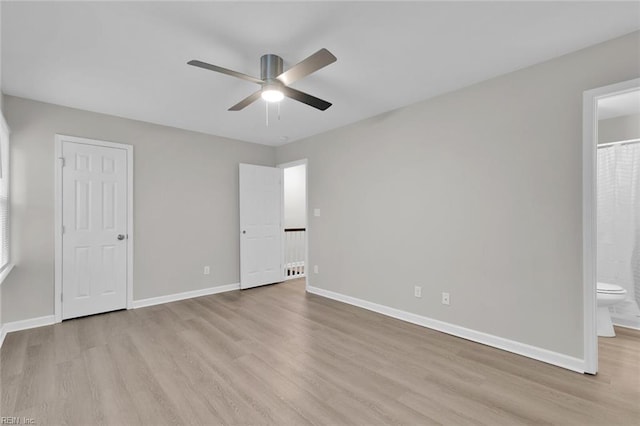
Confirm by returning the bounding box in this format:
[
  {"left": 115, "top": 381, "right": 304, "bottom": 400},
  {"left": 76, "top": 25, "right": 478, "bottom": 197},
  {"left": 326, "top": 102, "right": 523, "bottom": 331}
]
[
  {"left": 117, "top": 234, "right": 125, "bottom": 240},
  {"left": 242, "top": 230, "right": 246, "bottom": 234}
]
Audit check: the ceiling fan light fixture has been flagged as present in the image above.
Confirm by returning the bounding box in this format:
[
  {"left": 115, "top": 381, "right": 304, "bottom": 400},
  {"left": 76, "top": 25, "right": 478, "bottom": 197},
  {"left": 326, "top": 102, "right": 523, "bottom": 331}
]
[
  {"left": 188, "top": 48, "right": 336, "bottom": 111},
  {"left": 261, "top": 86, "right": 284, "bottom": 103}
]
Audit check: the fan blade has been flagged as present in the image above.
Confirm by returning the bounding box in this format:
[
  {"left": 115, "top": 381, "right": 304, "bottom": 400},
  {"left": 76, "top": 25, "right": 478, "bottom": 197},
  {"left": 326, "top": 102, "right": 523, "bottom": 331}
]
[
  {"left": 276, "top": 48, "right": 336, "bottom": 86},
  {"left": 188, "top": 60, "right": 263, "bottom": 85},
  {"left": 281, "top": 87, "right": 332, "bottom": 111},
  {"left": 228, "top": 90, "right": 262, "bottom": 111}
]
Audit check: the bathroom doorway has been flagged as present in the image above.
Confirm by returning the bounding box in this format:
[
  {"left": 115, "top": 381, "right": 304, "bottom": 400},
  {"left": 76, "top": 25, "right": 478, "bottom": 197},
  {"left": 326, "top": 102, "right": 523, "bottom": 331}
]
[
  {"left": 583, "top": 78, "right": 640, "bottom": 374},
  {"left": 596, "top": 92, "right": 640, "bottom": 331}
]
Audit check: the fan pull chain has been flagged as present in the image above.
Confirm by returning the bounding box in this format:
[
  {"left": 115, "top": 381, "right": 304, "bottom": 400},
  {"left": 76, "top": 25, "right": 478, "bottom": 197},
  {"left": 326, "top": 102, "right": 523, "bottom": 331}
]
[{"left": 264, "top": 102, "right": 281, "bottom": 127}]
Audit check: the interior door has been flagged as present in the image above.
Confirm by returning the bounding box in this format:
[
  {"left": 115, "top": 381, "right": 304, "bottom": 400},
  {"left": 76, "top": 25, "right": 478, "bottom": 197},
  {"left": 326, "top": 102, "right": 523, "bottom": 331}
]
[
  {"left": 239, "top": 163, "right": 284, "bottom": 289},
  {"left": 62, "top": 141, "right": 128, "bottom": 319}
]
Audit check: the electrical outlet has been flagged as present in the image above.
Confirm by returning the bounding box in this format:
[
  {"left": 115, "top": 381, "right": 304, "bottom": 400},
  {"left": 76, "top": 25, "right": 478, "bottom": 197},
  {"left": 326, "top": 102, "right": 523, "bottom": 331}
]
[
  {"left": 204, "top": 266, "right": 210, "bottom": 275},
  {"left": 313, "top": 265, "right": 319, "bottom": 274},
  {"left": 442, "top": 292, "right": 450, "bottom": 305},
  {"left": 414, "top": 286, "right": 422, "bottom": 298}
]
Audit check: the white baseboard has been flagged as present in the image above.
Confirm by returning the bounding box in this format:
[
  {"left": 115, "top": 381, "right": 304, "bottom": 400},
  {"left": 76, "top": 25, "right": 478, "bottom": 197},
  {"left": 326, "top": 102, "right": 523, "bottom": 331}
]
[
  {"left": 307, "top": 286, "right": 585, "bottom": 374},
  {"left": 612, "top": 314, "right": 640, "bottom": 331},
  {"left": 0, "top": 284, "right": 241, "bottom": 348},
  {"left": 131, "top": 283, "right": 240, "bottom": 309},
  {"left": 0, "top": 263, "right": 15, "bottom": 286},
  {"left": 0, "top": 315, "right": 57, "bottom": 348},
  {"left": 284, "top": 274, "right": 306, "bottom": 281}
]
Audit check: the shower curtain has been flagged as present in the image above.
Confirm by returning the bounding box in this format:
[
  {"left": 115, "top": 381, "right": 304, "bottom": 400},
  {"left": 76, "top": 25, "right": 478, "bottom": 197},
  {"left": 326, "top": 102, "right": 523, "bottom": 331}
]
[{"left": 597, "top": 142, "right": 640, "bottom": 316}]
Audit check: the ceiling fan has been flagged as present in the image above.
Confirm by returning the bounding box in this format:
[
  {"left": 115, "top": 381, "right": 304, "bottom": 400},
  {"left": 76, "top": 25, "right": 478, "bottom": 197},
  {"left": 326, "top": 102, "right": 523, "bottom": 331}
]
[{"left": 188, "top": 48, "right": 336, "bottom": 111}]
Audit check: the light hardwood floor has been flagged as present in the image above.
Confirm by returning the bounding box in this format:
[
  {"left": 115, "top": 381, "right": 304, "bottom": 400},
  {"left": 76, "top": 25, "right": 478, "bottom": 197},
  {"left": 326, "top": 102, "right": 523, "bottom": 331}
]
[{"left": 1, "top": 279, "right": 639, "bottom": 425}]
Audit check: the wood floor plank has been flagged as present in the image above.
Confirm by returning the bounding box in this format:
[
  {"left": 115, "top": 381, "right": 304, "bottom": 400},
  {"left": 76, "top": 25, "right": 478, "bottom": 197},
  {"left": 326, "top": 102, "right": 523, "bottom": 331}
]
[
  {"left": 125, "top": 325, "right": 224, "bottom": 425},
  {"left": 56, "top": 356, "right": 104, "bottom": 425},
  {"left": 172, "top": 324, "right": 289, "bottom": 424},
  {"left": 106, "top": 332, "right": 184, "bottom": 425},
  {"left": 12, "top": 342, "right": 57, "bottom": 412},
  {"left": 235, "top": 353, "right": 353, "bottom": 425},
  {"left": 83, "top": 344, "right": 142, "bottom": 425},
  {"left": 0, "top": 329, "right": 30, "bottom": 377},
  {"left": 1, "top": 278, "right": 639, "bottom": 425}
]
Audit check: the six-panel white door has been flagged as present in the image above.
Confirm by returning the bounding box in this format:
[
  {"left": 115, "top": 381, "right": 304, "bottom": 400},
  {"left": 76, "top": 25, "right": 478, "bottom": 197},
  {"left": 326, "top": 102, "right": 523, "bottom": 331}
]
[
  {"left": 62, "top": 141, "right": 128, "bottom": 319},
  {"left": 239, "top": 164, "right": 284, "bottom": 289}
]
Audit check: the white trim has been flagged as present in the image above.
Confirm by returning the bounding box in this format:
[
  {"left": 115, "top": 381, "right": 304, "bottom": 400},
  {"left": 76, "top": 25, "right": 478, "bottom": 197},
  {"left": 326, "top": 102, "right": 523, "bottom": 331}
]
[
  {"left": 280, "top": 166, "right": 286, "bottom": 284},
  {"left": 0, "top": 110, "right": 9, "bottom": 136},
  {"left": 284, "top": 274, "right": 306, "bottom": 281},
  {"left": 611, "top": 314, "right": 640, "bottom": 331},
  {"left": 2, "top": 315, "right": 56, "bottom": 336},
  {"left": 278, "top": 158, "right": 309, "bottom": 290},
  {"left": 0, "top": 284, "right": 240, "bottom": 348},
  {"left": 0, "top": 111, "right": 11, "bottom": 279},
  {"left": 0, "top": 263, "right": 13, "bottom": 286},
  {"left": 127, "top": 138, "right": 134, "bottom": 310},
  {"left": 278, "top": 159, "right": 308, "bottom": 169},
  {"left": 131, "top": 283, "right": 240, "bottom": 309},
  {"left": 597, "top": 138, "right": 640, "bottom": 148},
  {"left": 582, "top": 78, "right": 640, "bottom": 375},
  {"left": 54, "top": 134, "right": 134, "bottom": 323},
  {"left": 583, "top": 87, "right": 598, "bottom": 374},
  {"left": 54, "top": 138, "right": 62, "bottom": 322},
  {"left": 1, "top": 314, "right": 57, "bottom": 348},
  {"left": 307, "top": 286, "right": 585, "bottom": 374}
]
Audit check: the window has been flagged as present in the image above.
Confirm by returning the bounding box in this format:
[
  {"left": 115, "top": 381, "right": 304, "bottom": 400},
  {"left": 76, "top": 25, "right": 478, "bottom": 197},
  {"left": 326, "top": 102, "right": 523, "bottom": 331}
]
[{"left": 0, "top": 113, "right": 9, "bottom": 273}]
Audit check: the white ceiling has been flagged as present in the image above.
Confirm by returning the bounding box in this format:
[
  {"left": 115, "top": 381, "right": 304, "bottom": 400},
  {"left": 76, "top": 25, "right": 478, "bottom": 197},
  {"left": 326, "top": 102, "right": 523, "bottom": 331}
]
[
  {"left": 3, "top": 1, "right": 640, "bottom": 146},
  {"left": 598, "top": 90, "right": 640, "bottom": 120}
]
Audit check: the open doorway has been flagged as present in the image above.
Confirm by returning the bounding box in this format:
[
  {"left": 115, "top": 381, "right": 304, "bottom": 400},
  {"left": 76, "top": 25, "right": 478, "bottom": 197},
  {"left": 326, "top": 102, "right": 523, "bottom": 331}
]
[
  {"left": 583, "top": 78, "right": 640, "bottom": 374},
  {"left": 596, "top": 91, "right": 640, "bottom": 333},
  {"left": 279, "top": 160, "right": 308, "bottom": 287}
]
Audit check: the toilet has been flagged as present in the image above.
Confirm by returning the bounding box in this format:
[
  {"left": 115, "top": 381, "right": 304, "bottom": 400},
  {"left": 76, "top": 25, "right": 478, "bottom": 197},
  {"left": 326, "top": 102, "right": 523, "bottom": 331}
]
[{"left": 597, "top": 282, "right": 627, "bottom": 337}]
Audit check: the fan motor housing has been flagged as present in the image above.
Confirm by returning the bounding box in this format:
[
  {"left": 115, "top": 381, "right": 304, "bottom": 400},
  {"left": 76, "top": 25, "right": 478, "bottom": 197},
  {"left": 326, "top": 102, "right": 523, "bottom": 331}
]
[{"left": 260, "top": 54, "right": 283, "bottom": 81}]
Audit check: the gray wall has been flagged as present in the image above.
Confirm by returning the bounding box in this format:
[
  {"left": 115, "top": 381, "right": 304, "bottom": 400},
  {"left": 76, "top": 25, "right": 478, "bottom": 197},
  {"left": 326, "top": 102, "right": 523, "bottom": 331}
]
[
  {"left": 598, "top": 114, "right": 640, "bottom": 144},
  {"left": 276, "top": 31, "right": 640, "bottom": 358},
  {"left": 2, "top": 95, "right": 275, "bottom": 323}
]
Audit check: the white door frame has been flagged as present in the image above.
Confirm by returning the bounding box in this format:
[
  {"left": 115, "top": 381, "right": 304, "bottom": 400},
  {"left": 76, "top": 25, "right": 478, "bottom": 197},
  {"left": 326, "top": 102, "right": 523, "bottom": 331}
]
[
  {"left": 54, "top": 134, "right": 134, "bottom": 323},
  {"left": 582, "top": 78, "right": 640, "bottom": 374},
  {"left": 278, "top": 159, "right": 309, "bottom": 291}
]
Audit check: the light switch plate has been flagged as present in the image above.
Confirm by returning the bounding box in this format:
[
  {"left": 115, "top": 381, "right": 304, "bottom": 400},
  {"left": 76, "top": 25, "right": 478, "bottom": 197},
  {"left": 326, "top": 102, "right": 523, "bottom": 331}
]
[{"left": 313, "top": 208, "right": 321, "bottom": 217}]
